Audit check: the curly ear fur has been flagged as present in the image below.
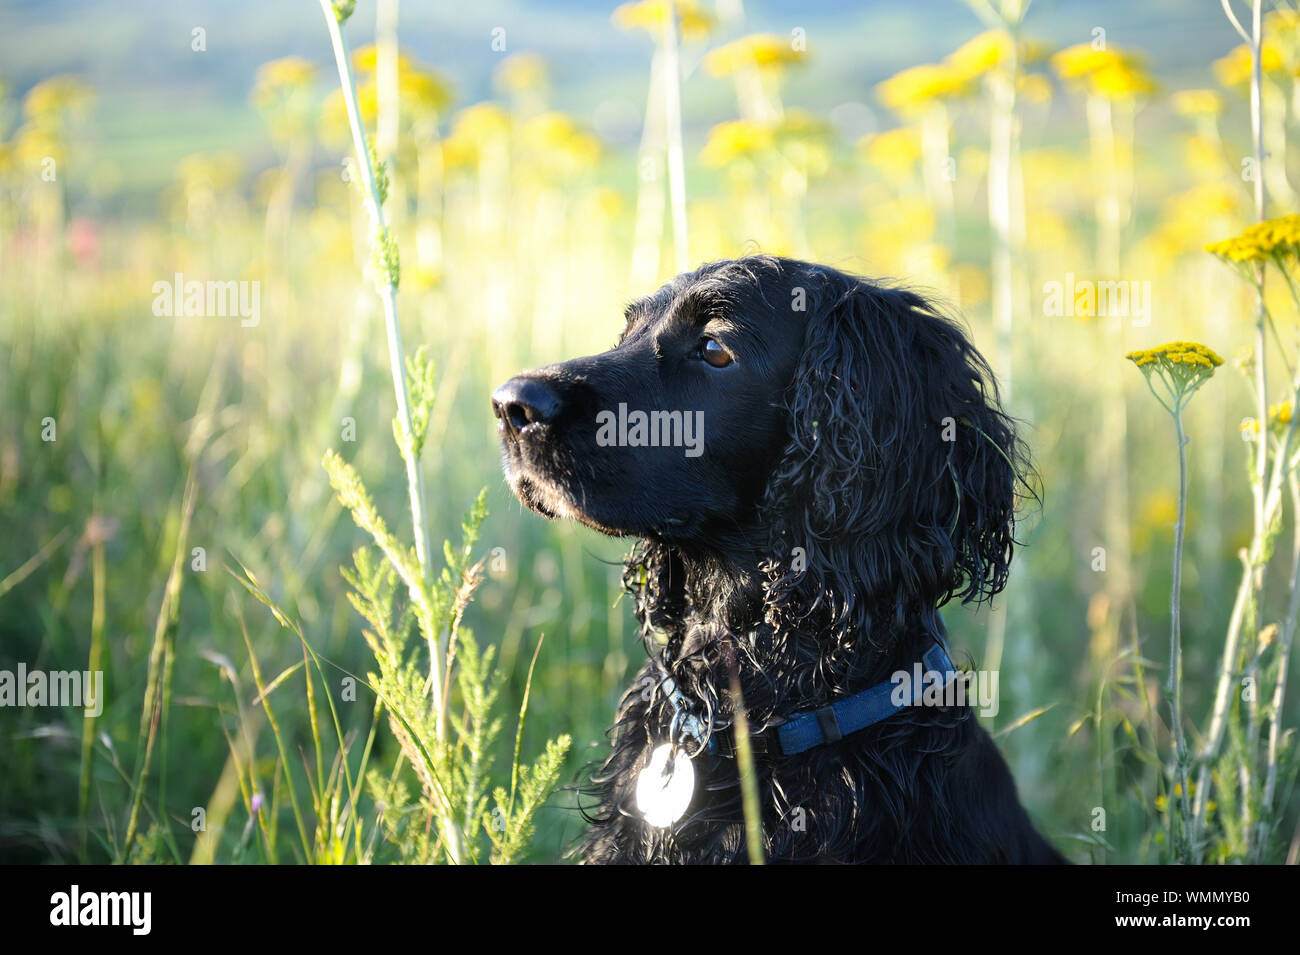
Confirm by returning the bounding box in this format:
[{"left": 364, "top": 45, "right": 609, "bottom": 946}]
[{"left": 760, "top": 269, "right": 1031, "bottom": 638}]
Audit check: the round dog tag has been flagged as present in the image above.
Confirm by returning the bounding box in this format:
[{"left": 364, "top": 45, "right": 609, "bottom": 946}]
[{"left": 636, "top": 743, "right": 695, "bottom": 827}]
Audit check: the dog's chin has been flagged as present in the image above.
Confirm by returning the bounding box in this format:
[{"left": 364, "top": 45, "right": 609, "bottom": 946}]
[
  {"left": 506, "top": 469, "right": 695, "bottom": 540},
  {"left": 508, "top": 473, "right": 567, "bottom": 521}
]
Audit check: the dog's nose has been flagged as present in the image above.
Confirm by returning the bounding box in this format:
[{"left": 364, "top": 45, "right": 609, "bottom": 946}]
[{"left": 492, "top": 376, "right": 562, "bottom": 436}]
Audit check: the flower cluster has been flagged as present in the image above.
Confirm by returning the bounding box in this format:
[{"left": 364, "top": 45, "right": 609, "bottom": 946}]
[
  {"left": 1205, "top": 214, "right": 1300, "bottom": 264},
  {"left": 1126, "top": 341, "right": 1224, "bottom": 411},
  {"left": 1052, "top": 43, "right": 1155, "bottom": 99},
  {"left": 1242, "top": 401, "right": 1299, "bottom": 442},
  {"left": 1127, "top": 341, "right": 1224, "bottom": 370}
]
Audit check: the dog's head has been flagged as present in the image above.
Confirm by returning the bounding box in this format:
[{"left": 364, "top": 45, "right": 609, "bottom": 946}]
[{"left": 493, "top": 255, "right": 1029, "bottom": 618}]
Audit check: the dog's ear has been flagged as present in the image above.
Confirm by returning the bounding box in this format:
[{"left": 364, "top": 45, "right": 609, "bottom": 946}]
[{"left": 762, "top": 270, "right": 1029, "bottom": 626}]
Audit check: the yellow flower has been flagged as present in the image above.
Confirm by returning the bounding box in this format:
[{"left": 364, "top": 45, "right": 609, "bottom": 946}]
[
  {"left": 612, "top": 0, "right": 715, "bottom": 42},
  {"left": 253, "top": 56, "right": 317, "bottom": 97},
  {"left": 1214, "top": 41, "right": 1286, "bottom": 87},
  {"left": 252, "top": 57, "right": 319, "bottom": 138},
  {"left": 1205, "top": 214, "right": 1300, "bottom": 263},
  {"left": 441, "top": 103, "right": 511, "bottom": 171},
  {"left": 351, "top": 44, "right": 413, "bottom": 75},
  {"left": 1127, "top": 341, "right": 1224, "bottom": 409},
  {"left": 1156, "top": 781, "right": 1212, "bottom": 813},
  {"left": 876, "top": 63, "right": 972, "bottom": 112},
  {"left": 948, "top": 30, "right": 1011, "bottom": 76},
  {"left": 494, "top": 52, "right": 548, "bottom": 93},
  {"left": 22, "top": 74, "right": 94, "bottom": 122},
  {"left": 1090, "top": 61, "right": 1156, "bottom": 98},
  {"left": 860, "top": 126, "right": 923, "bottom": 180},
  {"left": 701, "top": 119, "right": 772, "bottom": 166},
  {"left": 1052, "top": 44, "right": 1153, "bottom": 99},
  {"left": 451, "top": 102, "right": 510, "bottom": 139},
  {"left": 399, "top": 67, "right": 452, "bottom": 114},
  {"left": 703, "top": 111, "right": 829, "bottom": 173},
  {"left": 1269, "top": 401, "right": 1294, "bottom": 435},
  {"left": 1051, "top": 43, "right": 1123, "bottom": 79},
  {"left": 519, "top": 112, "right": 601, "bottom": 172},
  {"left": 946, "top": 30, "right": 1048, "bottom": 80},
  {"left": 703, "top": 33, "right": 805, "bottom": 76}
]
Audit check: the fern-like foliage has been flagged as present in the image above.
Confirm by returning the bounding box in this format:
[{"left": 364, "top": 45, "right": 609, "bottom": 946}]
[{"left": 320, "top": 356, "right": 570, "bottom": 864}]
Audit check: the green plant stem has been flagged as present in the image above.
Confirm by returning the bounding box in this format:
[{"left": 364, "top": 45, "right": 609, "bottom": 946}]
[
  {"left": 78, "top": 535, "right": 105, "bottom": 860},
  {"left": 732, "top": 689, "right": 765, "bottom": 866},
  {"left": 317, "top": 0, "right": 444, "bottom": 717},
  {"left": 1168, "top": 405, "right": 1193, "bottom": 862},
  {"left": 1240, "top": 0, "right": 1267, "bottom": 861},
  {"left": 1194, "top": 0, "right": 1268, "bottom": 849},
  {"left": 119, "top": 473, "right": 196, "bottom": 863},
  {"left": 661, "top": 1, "right": 688, "bottom": 273},
  {"left": 318, "top": 0, "right": 464, "bottom": 865},
  {"left": 1254, "top": 467, "right": 1300, "bottom": 860}
]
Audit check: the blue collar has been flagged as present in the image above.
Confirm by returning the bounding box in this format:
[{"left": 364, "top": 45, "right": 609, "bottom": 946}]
[
  {"left": 774, "top": 642, "right": 956, "bottom": 755},
  {"left": 657, "top": 641, "right": 957, "bottom": 758}
]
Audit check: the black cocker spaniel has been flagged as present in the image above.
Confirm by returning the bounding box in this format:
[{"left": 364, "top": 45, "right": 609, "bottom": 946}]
[{"left": 492, "top": 255, "right": 1064, "bottom": 864}]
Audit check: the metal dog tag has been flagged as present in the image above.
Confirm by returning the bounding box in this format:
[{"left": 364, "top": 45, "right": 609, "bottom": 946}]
[{"left": 636, "top": 743, "right": 695, "bottom": 827}]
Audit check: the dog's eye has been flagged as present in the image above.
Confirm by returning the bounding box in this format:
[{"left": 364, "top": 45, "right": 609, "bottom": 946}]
[{"left": 699, "top": 337, "right": 733, "bottom": 368}]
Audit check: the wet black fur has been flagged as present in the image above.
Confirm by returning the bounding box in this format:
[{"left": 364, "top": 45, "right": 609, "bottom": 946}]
[{"left": 492, "top": 255, "right": 1064, "bottom": 864}]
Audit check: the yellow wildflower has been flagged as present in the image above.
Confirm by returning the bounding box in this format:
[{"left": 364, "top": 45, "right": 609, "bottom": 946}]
[
  {"left": 703, "top": 34, "right": 805, "bottom": 76},
  {"left": 1127, "top": 341, "right": 1224, "bottom": 410},
  {"left": 21, "top": 74, "right": 94, "bottom": 122},
  {"left": 1090, "top": 61, "right": 1156, "bottom": 98},
  {"left": 876, "top": 63, "right": 972, "bottom": 113},
  {"left": 1051, "top": 43, "right": 1123, "bottom": 79},
  {"left": 253, "top": 56, "right": 317, "bottom": 100},
  {"left": 947, "top": 30, "right": 1047, "bottom": 80},
  {"left": 701, "top": 119, "right": 772, "bottom": 166},
  {"left": 1214, "top": 41, "right": 1286, "bottom": 87},
  {"left": 400, "top": 67, "right": 452, "bottom": 115},
  {"left": 1205, "top": 214, "right": 1300, "bottom": 263},
  {"left": 440, "top": 103, "right": 511, "bottom": 171},
  {"left": 859, "top": 126, "right": 923, "bottom": 181},
  {"left": 1269, "top": 401, "right": 1294, "bottom": 436},
  {"left": 351, "top": 44, "right": 413, "bottom": 75},
  {"left": 1052, "top": 44, "right": 1153, "bottom": 99},
  {"left": 494, "top": 52, "right": 548, "bottom": 94},
  {"left": 519, "top": 112, "right": 601, "bottom": 172},
  {"left": 612, "top": 0, "right": 715, "bottom": 42},
  {"left": 947, "top": 30, "right": 1010, "bottom": 76}
]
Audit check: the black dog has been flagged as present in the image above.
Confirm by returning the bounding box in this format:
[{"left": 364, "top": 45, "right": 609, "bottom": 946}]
[{"left": 492, "top": 255, "right": 1063, "bottom": 863}]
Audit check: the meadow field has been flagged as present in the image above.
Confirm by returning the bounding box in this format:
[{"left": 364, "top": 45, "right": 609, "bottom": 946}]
[{"left": 1, "top": 0, "right": 1299, "bottom": 864}]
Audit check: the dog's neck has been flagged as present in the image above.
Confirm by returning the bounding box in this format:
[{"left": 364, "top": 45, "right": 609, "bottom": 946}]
[{"left": 630, "top": 538, "right": 944, "bottom": 730}]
